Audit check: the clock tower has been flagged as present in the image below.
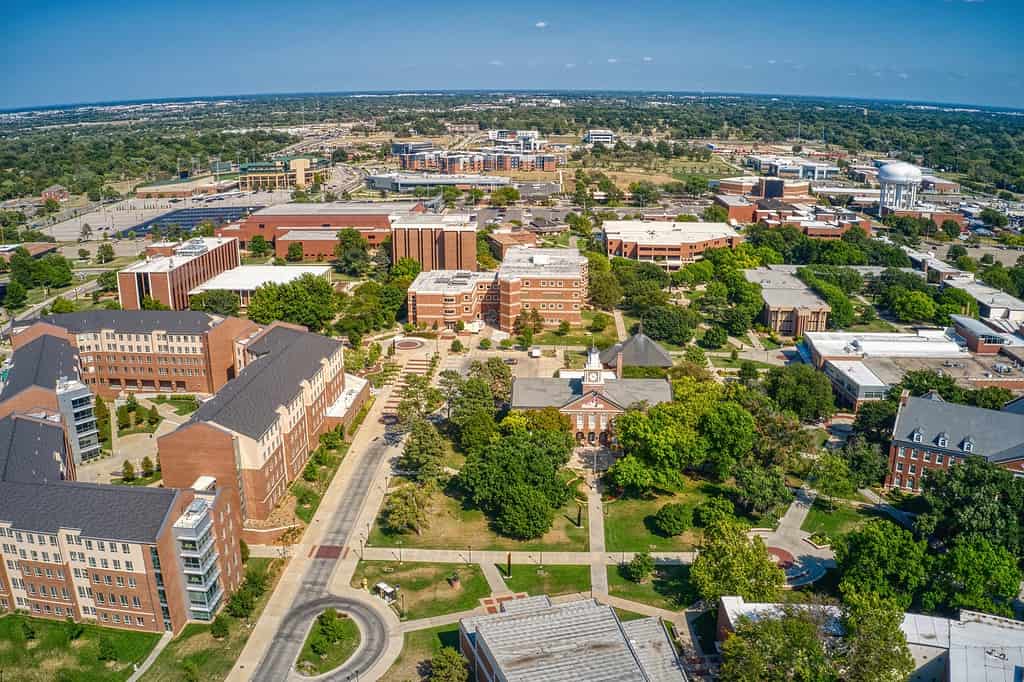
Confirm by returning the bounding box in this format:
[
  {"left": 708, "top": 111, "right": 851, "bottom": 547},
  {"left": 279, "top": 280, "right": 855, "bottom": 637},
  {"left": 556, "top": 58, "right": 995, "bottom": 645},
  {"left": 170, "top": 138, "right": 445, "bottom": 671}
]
[{"left": 582, "top": 345, "right": 605, "bottom": 393}]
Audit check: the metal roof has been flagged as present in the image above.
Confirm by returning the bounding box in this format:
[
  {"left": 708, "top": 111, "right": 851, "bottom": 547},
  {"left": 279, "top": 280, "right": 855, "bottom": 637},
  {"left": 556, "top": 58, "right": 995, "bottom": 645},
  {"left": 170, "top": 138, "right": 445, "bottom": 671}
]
[
  {"left": 190, "top": 265, "right": 331, "bottom": 294},
  {"left": 510, "top": 377, "right": 672, "bottom": 410}
]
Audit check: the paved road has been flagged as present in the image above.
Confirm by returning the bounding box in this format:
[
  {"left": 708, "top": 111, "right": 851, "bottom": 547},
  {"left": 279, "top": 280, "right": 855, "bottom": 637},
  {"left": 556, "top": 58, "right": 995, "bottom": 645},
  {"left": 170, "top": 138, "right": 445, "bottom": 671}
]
[{"left": 251, "top": 436, "right": 394, "bottom": 681}]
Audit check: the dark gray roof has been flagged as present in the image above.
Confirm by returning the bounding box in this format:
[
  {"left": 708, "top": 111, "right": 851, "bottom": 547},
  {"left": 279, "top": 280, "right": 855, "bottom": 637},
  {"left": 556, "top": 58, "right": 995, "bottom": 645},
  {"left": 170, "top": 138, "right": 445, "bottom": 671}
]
[
  {"left": 0, "top": 415, "right": 68, "bottom": 484},
  {"left": 0, "top": 480, "right": 178, "bottom": 543},
  {"left": 0, "top": 334, "right": 78, "bottom": 401},
  {"left": 39, "top": 310, "right": 221, "bottom": 335},
  {"left": 894, "top": 394, "right": 1024, "bottom": 462},
  {"left": 511, "top": 377, "right": 672, "bottom": 410},
  {"left": 189, "top": 326, "right": 342, "bottom": 439},
  {"left": 599, "top": 333, "right": 673, "bottom": 368}
]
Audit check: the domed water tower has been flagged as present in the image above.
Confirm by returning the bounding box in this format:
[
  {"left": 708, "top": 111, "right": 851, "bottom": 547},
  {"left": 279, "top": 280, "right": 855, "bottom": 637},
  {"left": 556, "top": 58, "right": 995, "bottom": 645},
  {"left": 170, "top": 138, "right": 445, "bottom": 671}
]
[{"left": 878, "top": 161, "right": 922, "bottom": 214}]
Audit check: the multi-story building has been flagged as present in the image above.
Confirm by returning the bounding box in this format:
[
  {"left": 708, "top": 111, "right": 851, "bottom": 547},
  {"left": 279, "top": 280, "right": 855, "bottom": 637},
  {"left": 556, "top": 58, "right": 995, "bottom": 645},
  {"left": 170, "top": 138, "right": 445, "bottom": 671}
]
[
  {"left": 391, "top": 215, "right": 478, "bottom": 272},
  {"left": 743, "top": 268, "right": 831, "bottom": 336},
  {"left": 716, "top": 176, "right": 812, "bottom": 200},
  {"left": 366, "top": 172, "right": 512, "bottom": 193},
  {"left": 118, "top": 238, "right": 241, "bottom": 311},
  {"left": 407, "top": 247, "right": 588, "bottom": 331},
  {"left": 158, "top": 324, "right": 368, "bottom": 536},
  {"left": 217, "top": 200, "right": 428, "bottom": 251},
  {"left": 583, "top": 129, "right": 616, "bottom": 145},
  {"left": 0, "top": 333, "right": 101, "bottom": 465},
  {"left": 885, "top": 391, "right": 1024, "bottom": 492},
  {"left": 390, "top": 141, "right": 435, "bottom": 156},
  {"left": 189, "top": 265, "right": 333, "bottom": 308},
  {"left": 603, "top": 220, "right": 743, "bottom": 269},
  {"left": 41, "top": 184, "right": 69, "bottom": 202},
  {"left": 11, "top": 311, "right": 259, "bottom": 398},
  {"left": 0, "top": 416, "right": 241, "bottom": 633},
  {"left": 237, "top": 156, "right": 328, "bottom": 191},
  {"left": 746, "top": 155, "right": 840, "bottom": 181}
]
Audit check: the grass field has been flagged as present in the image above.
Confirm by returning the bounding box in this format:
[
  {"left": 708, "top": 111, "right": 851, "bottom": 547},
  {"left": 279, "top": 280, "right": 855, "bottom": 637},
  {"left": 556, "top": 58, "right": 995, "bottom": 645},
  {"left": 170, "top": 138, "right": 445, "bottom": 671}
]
[
  {"left": 844, "top": 319, "right": 899, "bottom": 333},
  {"left": 381, "top": 624, "right": 461, "bottom": 682},
  {"left": 707, "top": 355, "right": 778, "bottom": 370},
  {"left": 370, "top": 485, "right": 589, "bottom": 553},
  {"left": 497, "top": 564, "right": 590, "bottom": 597},
  {"left": 0, "top": 613, "right": 159, "bottom": 682},
  {"left": 534, "top": 310, "right": 619, "bottom": 348},
  {"left": 152, "top": 395, "right": 199, "bottom": 416},
  {"left": 604, "top": 480, "right": 721, "bottom": 552},
  {"left": 295, "top": 612, "right": 360, "bottom": 677},
  {"left": 351, "top": 562, "right": 490, "bottom": 620},
  {"left": 800, "top": 499, "right": 881, "bottom": 542},
  {"left": 141, "top": 558, "right": 283, "bottom": 681},
  {"left": 606, "top": 564, "right": 697, "bottom": 611}
]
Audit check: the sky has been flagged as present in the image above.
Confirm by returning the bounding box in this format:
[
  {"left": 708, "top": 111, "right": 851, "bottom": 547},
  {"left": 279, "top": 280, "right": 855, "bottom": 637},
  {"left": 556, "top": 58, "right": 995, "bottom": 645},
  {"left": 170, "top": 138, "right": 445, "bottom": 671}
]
[{"left": 3, "top": 0, "right": 1023, "bottom": 110}]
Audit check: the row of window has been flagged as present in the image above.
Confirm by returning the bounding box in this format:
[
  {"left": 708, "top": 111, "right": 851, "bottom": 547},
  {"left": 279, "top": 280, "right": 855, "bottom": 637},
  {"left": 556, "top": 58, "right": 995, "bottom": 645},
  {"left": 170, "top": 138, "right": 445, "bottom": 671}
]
[
  {"left": 2, "top": 545, "right": 62, "bottom": 564},
  {"left": 6, "top": 560, "right": 64, "bottom": 580},
  {"left": 2, "top": 530, "right": 57, "bottom": 546},
  {"left": 895, "top": 447, "right": 947, "bottom": 466}
]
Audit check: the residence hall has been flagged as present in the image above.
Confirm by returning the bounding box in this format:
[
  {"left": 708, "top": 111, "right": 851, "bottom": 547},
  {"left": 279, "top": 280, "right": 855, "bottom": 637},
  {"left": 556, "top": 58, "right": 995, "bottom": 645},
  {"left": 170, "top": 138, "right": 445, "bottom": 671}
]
[
  {"left": 158, "top": 324, "right": 369, "bottom": 539},
  {"left": 406, "top": 247, "right": 588, "bottom": 332},
  {"left": 602, "top": 220, "right": 742, "bottom": 269},
  {"left": 118, "top": 237, "right": 240, "bottom": 311},
  {"left": 511, "top": 346, "right": 671, "bottom": 445},
  {"left": 743, "top": 268, "right": 831, "bottom": 336},
  {"left": 886, "top": 391, "right": 1024, "bottom": 493},
  {"left": 215, "top": 200, "right": 429, "bottom": 252},
  {"left": 12, "top": 311, "right": 259, "bottom": 399},
  {"left": 0, "top": 411, "right": 242, "bottom": 634}
]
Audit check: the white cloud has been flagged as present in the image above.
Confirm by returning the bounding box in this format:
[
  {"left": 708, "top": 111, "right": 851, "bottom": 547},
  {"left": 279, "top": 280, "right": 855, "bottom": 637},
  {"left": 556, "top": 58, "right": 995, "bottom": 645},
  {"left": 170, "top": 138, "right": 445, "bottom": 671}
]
[
  {"left": 607, "top": 57, "right": 618, "bottom": 64},
  {"left": 565, "top": 63, "right": 576, "bottom": 69},
  {"left": 642, "top": 56, "right": 653, "bottom": 63},
  {"left": 535, "top": 20, "right": 547, "bottom": 28},
  {"left": 488, "top": 60, "right": 504, "bottom": 67},
  {"left": 898, "top": 72, "right": 910, "bottom": 79},
  {"left": 767, "top": 59, "right": 777, "bottom": 65}
]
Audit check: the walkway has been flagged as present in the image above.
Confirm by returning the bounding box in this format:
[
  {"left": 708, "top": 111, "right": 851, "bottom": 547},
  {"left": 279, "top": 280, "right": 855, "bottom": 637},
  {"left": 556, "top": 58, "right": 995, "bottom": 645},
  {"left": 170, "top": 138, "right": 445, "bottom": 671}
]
[
  {"left": 612, "top": 309, "right": 628, "bottom": 342},
  {"left": 587, "top": 477, "right": 609, "bottom": 596},
  {"left": 126, "top": 631, "right": 172, "bottom": 682},
  {"left": 859, "top": 487, "right": 915, "bottom": 528},
  {"left": 749, "top": 488, "right": 836, "bottom": 587},
  {"left": 481, "top": 562, "right": 511, "bottom": 595},
  {"left": 360, "top": 547, "right": 697, "bottom": 565}
]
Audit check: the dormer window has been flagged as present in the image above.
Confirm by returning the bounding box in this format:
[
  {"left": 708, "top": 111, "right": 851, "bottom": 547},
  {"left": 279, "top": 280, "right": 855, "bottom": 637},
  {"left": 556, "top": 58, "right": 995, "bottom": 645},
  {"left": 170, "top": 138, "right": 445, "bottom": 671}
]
[
  {"left": 963, "top": 438, "right": 974, "bottom": 453},
  {"left": 912, "top": 429, "right": 923, "bottom": 443},
  {"left": 937, "top": 432, "right": 948, "bottom": 448}
]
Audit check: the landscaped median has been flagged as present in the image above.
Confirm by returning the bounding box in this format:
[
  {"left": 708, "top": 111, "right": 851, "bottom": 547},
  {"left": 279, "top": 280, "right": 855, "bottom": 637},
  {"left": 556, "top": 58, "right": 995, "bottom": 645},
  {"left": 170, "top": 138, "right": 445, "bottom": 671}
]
[
  {"left": 295, "top": 609, "right": 361, "bottom": 677},
  {"left": 0, "top": 613, "right": 160, "bottom": 682}
]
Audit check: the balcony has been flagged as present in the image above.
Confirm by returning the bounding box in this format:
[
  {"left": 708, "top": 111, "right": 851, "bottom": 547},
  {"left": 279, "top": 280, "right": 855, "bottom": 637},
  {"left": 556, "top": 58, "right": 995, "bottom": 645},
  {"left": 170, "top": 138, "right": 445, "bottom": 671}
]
[{"left": 182, "top": 548, "right": 218, "bottom": 575}]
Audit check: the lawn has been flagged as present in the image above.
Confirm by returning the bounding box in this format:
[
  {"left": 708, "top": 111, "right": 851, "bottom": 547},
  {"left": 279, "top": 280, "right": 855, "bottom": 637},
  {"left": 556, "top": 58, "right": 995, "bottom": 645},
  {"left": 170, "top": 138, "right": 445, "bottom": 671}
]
[
  {"left": 350, "top": 561, "right": 490, "bottom": 620},
  {"left": 291, "top": 443, "right": 349, "bottom": 524},
  {"left": 759, "top": 336, "right": 782, "bottom": 350},
  {"left": 497, "top": 564, "right": 590, "bottom": 597},
  {"left": 614, "top": 608, "right": 651, "bottom": 622},
  {"left": 844, "top": 319, "right": 898, "bottom": 333},
  {"left": 604, "top": 480, "right": 720, "bottom": 552},
  {"left": 0, "top": 613, "right": 159, "bottom": 682},
  {"left": 152, "top": 395, "right": 199, "bottom": 416},
  {"left": 707, "top": 355, "right": 777, "bottom": 370},
  {"left": 295, "top": 612, "right": 360, "bottom": 677},
  {"left": 381, "top": 624, "right": 461, "bottom": 682},
  {"left": 800, "top": 499, "right": 881, "bottom": 543},
  {"left": 141, "top": 558, "right": 284, "bottom": 681},
  {"left": 534, "top": 314, "right": 618, "bottom": 348},
  {"left": 606, "top": 564, "right": 697, "bottom": 611},
  {"left": 114, "top": 471, "right": 162, "bottom": 487},
  {"left": 370, "top": 485, "right": 589, "bottom": 552}
]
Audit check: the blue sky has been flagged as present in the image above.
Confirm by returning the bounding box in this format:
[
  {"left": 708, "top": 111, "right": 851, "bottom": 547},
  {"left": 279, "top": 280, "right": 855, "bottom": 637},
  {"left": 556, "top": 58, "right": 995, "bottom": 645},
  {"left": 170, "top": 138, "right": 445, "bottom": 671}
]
[{"left": 3, "top": 0, "right": 1022, "bottom": 110}]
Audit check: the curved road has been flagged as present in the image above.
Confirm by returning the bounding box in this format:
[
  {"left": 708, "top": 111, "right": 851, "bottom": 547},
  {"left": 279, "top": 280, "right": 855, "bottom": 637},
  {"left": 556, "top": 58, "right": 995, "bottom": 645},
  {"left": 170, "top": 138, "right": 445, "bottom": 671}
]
[{"left": 252, "top": 436, "right": 395, "bottom": 681}]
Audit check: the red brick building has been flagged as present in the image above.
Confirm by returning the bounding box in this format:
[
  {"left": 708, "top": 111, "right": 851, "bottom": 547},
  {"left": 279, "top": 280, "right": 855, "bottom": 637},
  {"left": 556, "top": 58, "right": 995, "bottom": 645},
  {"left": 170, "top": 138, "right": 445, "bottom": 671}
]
[
  {"left": 118, "top": 238, "right": 240, "bottom": 311},
  {"left": 391, "top": 215, "right": 478, "bottom": 272},
  {"left": 603, "top": 220, "right": 742, "bottom": 269}
]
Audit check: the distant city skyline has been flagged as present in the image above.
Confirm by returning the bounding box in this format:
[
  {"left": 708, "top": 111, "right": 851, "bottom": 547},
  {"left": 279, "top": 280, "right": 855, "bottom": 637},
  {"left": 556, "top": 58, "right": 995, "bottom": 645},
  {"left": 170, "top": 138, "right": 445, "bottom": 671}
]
[{"left": 4, "top": 0, "right": 1023, "bottom": 110}]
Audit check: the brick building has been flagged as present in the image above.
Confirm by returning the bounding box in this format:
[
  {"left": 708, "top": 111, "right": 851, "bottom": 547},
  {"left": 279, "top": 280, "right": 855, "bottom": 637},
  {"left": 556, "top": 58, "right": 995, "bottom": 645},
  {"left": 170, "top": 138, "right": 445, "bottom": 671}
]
[
  {"left": 511, "top": 347, "right": 672, "bottom": 446},
  {"left": 158, "top": 324, "right": 368, "bottom": 535},
  {"left": 40, "top": 185, "right": 69, "bottom": 202},
  {"left": 406, "top": 247, "right": 588, "bottom": 331},
  {"left": 486, "top": 229, "right": 538, "bottom": 259},
  {"left": 216, "top": 201, "right": 427, "bottom": 251},
  {"left": 885, "top": 391, "right": 1024, "bottom": 492},
  {"left": 603, "top": 220, "right": 742, "bottom": 269},
  {"left": 12, "top": 311, "right": 260, "bottom": 398},
  {"left": 391, "top": 215, "right": 478, "bottom": 272},
  {"left": 189, "top": 265, "right": 333, "bottom": 309},
  {"left": 0, "top": 413, "right": 242, "bottom": 634},
  {"left": 118, "top": 238, "right": 241, "bottom": 311}
]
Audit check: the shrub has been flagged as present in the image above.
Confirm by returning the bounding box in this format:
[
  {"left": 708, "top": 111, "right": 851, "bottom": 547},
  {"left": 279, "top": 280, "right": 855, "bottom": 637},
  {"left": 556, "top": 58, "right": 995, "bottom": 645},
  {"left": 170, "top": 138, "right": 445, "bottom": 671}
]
[
  {"left": 211, "top": 615, "right": 230, "bottom": 639},
  {"left": 702, "top": 326, "right": 728, "bottom": 349},
  {"left": 146, "top": 405, "right": 160, "bottom": 426},
  {"left": 694, "top": 497, "right": 735, "bottom": 527},
  {"left": 310, "top": 633, "right": 329, "bottom": 657},
  {"left": 64, "top": 618, "right": 84, "bottom": 641},
  {"left": 624, "top": 552, "right": 655, "bottom": 583},
  {"left": 182, "top": 660, "right": 200, "bottom": 682},
  {"left": 303, "top": 461, "right": 318, "bottom": 482},
  {"left": 430, "top": 647, "right": 470, "bottom": 682},
  {"left": 451, "top": 339, "right": 464, "bottom": 352},
  {"left": 226, "top": 587, "right": 255, "bottom": 618},
  {"left": 121, "top": 460, "right": 135, "bottom": 482},
  {"left": 21, "top": 619, "right": 36, "bottom": 640},
  {"left": 140, "top": 456, "right": 155, "bottom": 478},
  {"left": 653, "top": 503, "right": 692, "bottom": 536},
  {"left": 499, "top": 338, "right": 513, "bottom": 349},
  {"left": 479, "top": 338, "right": 492, "bottom": 350},
  {"left": 98, "top": 636, "right": 117, "bottom": 661},
  {"left": 240, "top": 539, "right": 250, "bottom": 563}
]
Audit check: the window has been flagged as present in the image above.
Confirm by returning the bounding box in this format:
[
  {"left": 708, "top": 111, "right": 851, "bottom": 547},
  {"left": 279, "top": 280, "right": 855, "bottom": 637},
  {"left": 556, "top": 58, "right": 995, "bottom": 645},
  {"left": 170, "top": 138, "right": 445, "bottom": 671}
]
[
  {"left": 912, "top": 431, "right": 922, "bottom": 443},
  {"left": 897, "top": 447, "right": 905, "bottom": 457},
  {"left": 936, "top": 453, "right": 945, "bottom": 465},
  {"left": 923, "top": 452, "right": 931, "bottom": 462},
  {"left": 132, "top": 596, "right": 141, "bottom": 608},
  {"left": 964, "top": 440, "right": 974, "bottom": 453},
  {"left": 910, "top": 449, "right": 918, "bottom": 460},
  {"left": 125, "top": 561, "right": 133, "bottom": 572},
  {"left": 909, "top": 464, "right": 917, "bottom": 474},
  {"left": 896, "top": 462, "right": 904, "bottom": 472}
]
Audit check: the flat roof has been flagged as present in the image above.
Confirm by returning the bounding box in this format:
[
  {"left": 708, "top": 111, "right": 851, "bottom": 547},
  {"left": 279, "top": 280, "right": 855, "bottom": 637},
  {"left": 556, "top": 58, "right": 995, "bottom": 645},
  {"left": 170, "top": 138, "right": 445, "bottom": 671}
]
[
  {"left": 499, "top": 246, "right": 587, "bottom": 278},
  {"left": 190, "top": 265, "right": 331, "bottom": 294},
  {"left": 825, "top": 359, "right": 888, "bottom": 389},
  {"left": 804, "top": 330, "right": 966, "bottom": 359},
  {"left": 122, "top": 237, "right": 236, "bottom": 274},
  {"left": 603, "top": 220, "right": 739, "bottom": 246},
  {"left": 743, "top": 268, "right": 830, "bottom": 310},
  {"left": 252, "top": 201, "right": 424, "bottom": 216},
  {"left": 409, "top": 269, "right": 495, "bottom": 295},
  {"left": 391, "top": 214, "right": 477, "bottom": 231},
  {"left": 947, "top": 280, "right": 1024, "bottom": 313}
]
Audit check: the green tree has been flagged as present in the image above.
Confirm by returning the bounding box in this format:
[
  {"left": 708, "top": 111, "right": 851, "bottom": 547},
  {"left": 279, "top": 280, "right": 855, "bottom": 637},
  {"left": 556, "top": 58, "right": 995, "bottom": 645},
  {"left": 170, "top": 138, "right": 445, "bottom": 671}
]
[
  {"left": 840, "top": 438, "right": 887, "bottom": 487},
  {"left": 719, "top": 609, "right": 834, "bottom": 682},
  {"left": 841, "top": 590, "right": 915, "bottom": 682},
  {"left": 494, "top": 484, "right": 555, "bottom": 539},
  {"left": 286, "top": 241, "right": 304, "bottom": 262},
  {"left": 700, "top": 401, "right": 756, "bottom": 477},
  {"left": 248, "top": 274, "right": 337, "bottom": 332},
  {"left": 121, "top": 460, "right": 136, "bottom": 481},
  {"left": 146, "top": 405, "right": 160, "bottom": 426},
  {"left": 763, "top": 364, "right": 835, "bottom": 422},
  {"left": 810, "top": 452, "right": 855, "bottom": 509},
  {"left": 96, "top": 242, "right": 115, "bottom": 264},
  {"left": 691, "top": 518, "right": 785, "bottom": 603},
  {"left": 589, "top": 270, "right": 624, "bottom": 309},
  {"left": 141, "top": 456, "right": 155, "bottom": 478},
  {"left": 210, "top": 615, "right": 230, "bottom": 639},
  {"left": 429, "top": 647, "right": 469, "bottom": 682},
  {"left": 851, "top": 400, "right": 897, "bottom": 445},
  {"left": 4, "top": 279, "right": 27, "bottom": 309},
  {"left": 891, "top": 290, "right": 936, "bottom": 322},
  {"left": 624, "top": 551, "right": 655, "bottom": 583},
  {"left": 653, "top": 503, "right": 692, "bottom": 536},
  {"left": 390, "top": 256, "right": 422, "bottom": 281},
  {"left": 922, "top": 536, "right": 1021, "bottom": 617},
  {"left": 190, "top": 289, "right": 241, "bottom": 316},
  {"left": 399, "top": 417, "right": 445, "bottom": 483},
  {"left": 249, "top": 234, "right": 270, "bottom": 257},
  {"left": 702, "top": 203, "right": 729, "bottom": 223},
  {"left": 334, "top": 228, "right": 371, "bottom": 274},
  {"left": 97, "top": 270, "right": 118, "bottom": 291},
  {"left": 50, "top": 296, "right": 75, "bottom": 313},
  {"left": 141, "top": 295, "right": 170, "bottom": 310},
  {"left": 980, "top": 207, "right": 1008, "bottom": 228},
  {"left": 98, "top": 636, "right": 117, "bottom": 661},
  {"left": 835, "top": 519, "right": 928, "bottom": 610},
  {"left": 941, "top": 220, "right": 962, "bottom": 239},
  {"left": 382, "top": 484, "right": 431, "bottom": 535},
  {"left": 604, "top": 454, "right": 655, "bottom": 495},
  {"left": 734, "top": 463, "right": 791, "bottom": 515},
  {"left": 701, "top": 326, "right": 727, "bottom": 349}
]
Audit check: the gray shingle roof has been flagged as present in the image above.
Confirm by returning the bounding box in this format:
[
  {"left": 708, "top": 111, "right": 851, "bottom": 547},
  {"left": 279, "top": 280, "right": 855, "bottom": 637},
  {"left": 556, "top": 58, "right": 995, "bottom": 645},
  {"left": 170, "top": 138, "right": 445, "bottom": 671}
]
[
  {"left": 511, "top": 377, "right": 672, "bottom": 410},
  {"left": 599, "top": 332, "right": 673, "bottom": 368},
  {"left": 189, "top": 326, "right": 342, "bottom": 439},
  {"left": 0, "top": 334, "right": 78, "bottom": 401},
  {"left": 894, "top": 394, "right": 1024, "bottom": 462},
  {"left": 40, "top": 310, "right": 222, "bottom": 335},
  {"left": 0, "top": 480, "right": 178, "bottom": 543},
  {"left": 0, "top": 415, "right": 68, "bottom": 484}
]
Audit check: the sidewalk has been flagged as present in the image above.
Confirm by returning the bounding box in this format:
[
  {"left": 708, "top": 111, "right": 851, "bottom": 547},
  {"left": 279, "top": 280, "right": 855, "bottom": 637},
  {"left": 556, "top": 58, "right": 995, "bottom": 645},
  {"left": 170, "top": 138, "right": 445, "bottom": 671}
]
[
  {"left": 587, "top": 477, "right": 609, "bottom": 595},
  {"left": 126, "top": 631, "right": 172, "bottom": 682},
  {"left": 612, "top": 310, "right": 628, "bottom": 342}
]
